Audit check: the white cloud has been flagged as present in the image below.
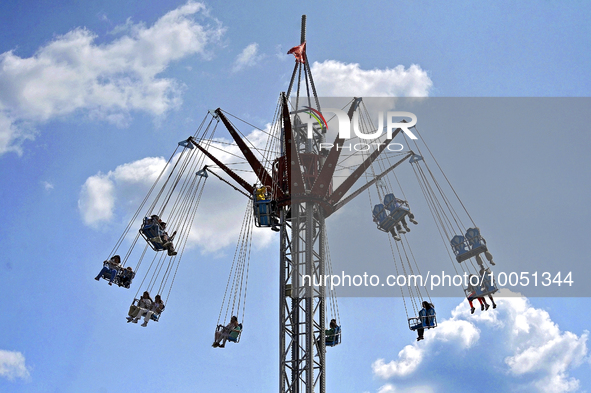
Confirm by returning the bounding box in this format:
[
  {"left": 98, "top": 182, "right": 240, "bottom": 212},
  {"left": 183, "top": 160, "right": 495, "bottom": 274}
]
[
  {"left": 0, "top": 1, "right": 225, "bottom": 155},
  {"left": 377, "top": 385, "right": 397, "bottom": 393},
  {"left": 232, "top": 43, "right": 264, "bottom": 72},
  {"left": 310, "top": 61, "right": 432, "bottom": 97},
  {"left": 78, "top": 156, "right": 166, "bottom": 227},
  {"left": 371, "top": 291, "right": 588, "bottom": 393},
  {"left": 41, "top": 181, "right": 54, "bottom": 190},
  {"left": 78, "top": 172, "right": 117, "bottom": 226},
  {"left": 78, "top": 128, "right": 276, "bottom": 252},
  {"left": 0, "top": 349, "right": 30, "bottom": 381},
  {"left": 373, "top": 345, "right": 423, "bottom": 378}
]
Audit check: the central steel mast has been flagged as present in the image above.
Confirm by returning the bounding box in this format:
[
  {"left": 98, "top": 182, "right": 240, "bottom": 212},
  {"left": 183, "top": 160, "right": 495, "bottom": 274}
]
[
  {"left": 193, "top": 15, "right": 410, "bottom": 393},
  {"left": 278, "top": 15, "right": 326, "bottom": 393}
]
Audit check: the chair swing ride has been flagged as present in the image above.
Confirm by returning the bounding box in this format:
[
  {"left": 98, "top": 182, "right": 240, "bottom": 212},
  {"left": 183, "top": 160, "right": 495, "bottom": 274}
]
[{"left": 93, "top": 15, "right": 500, "bottom": 392}]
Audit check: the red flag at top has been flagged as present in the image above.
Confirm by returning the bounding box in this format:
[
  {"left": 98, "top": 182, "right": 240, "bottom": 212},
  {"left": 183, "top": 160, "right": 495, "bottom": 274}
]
[{"left": 287, "top": 42, "right": 306, "bottom": 64}]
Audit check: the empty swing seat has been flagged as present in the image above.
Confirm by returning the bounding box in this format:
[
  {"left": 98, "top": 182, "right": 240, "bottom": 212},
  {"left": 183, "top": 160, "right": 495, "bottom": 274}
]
[
  {"left": 450, "top": 228, "right": 488, "bottom": 263},
  {"left": 325, "top": 325, "right": 341, "bottom": 347},
  {"left": 450, "top": 235, "right": 469, "bottom": 261},
  {"left": 139, "top": 217, "right": 166, "bottom": 251}
]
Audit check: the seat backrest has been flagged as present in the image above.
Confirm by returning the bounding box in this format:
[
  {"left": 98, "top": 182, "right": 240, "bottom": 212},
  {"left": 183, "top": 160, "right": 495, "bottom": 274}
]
[
  {"left": 372, "top": 204, "right": 387, "bottom": 222},
  {"left": 326, "top": 325, "right": 341, "bottom": 346},
  {"left": 465, "top": 227, "right": 483, "bottom": 248},
  {"left": 334, "top": 325, "right": 341, "bottom": 344},
  {"left": 230, "top": 324, "right": 242, "bottom": 338},
  {"left": 383, "top": 194, "right": 400, "bottom": 212},
  {"left": 450, "top": 235, "right": 467, "bottom": 254},
  {"left": 418, "top": 308, "right": 427, "bottom": 326},
  {"left": 228, "top": 324, "right": 242, "bottom": 341},
  {"left": 426, "top": 308, "right": 436, "bottom": 327},
  {"left": 142, "top": 217, "right": 164, "bottom": 237}
]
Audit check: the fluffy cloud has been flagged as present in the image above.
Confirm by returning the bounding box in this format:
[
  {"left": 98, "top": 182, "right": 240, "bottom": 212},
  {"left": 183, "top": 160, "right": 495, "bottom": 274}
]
[
  {"left": 311, "top": 61, "right": 432, "bottom": 97},
  {"left": 373, "top": 345, "right": 424, "bottom": 378},
  {"left": 0, "top": 350, "right": 29, "bottom": 381},
  {"left": 0, "top": 1, "right": 225, "bottom": 155},
  {"left": 372, "top": 291, "right": 588, "bottom": 393},
  {"left": 232, "top": 43, "right": 264, "bottom": 72},
  {"left": 78, "top": 128, "right": 276, "bottom": 252}
]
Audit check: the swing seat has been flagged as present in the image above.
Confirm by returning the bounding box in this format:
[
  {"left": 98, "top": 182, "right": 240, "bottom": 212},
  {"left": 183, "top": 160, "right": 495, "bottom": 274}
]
[
  {"left": 450, "top": 231, "right": 487, "bottom": 263},
  {"left": 465, "top": 227, "right": 487, "bottom": 254},
  {"left": 481, "top": 276, "right": 498, "bottom": 295},
  {"left": 139, "top": 217, "right": 166, "bottom": 251},
  {"left": 325, "top": 325, "right": 341, "bottom": 347},
  {"left": 254, "top": 200, "right": 273, "bottom": 227},
  {"left": 451, "top": 235, "right": 468, "bottom": 258},
  {"left": 465, "top": 286, "right": 498, "bottom": 299},
  {"left": 116, "top": 270, "right": 135, "bottom": 289},
  {"left": 216, "top": 323, "right": 243, "bottom": 344},
  {"left": 98, "top": 262, "right": 124, "bottom": 286},
  {"left": 382, "top": 194, "right": 411, "bottom": 228},
  {"left": 383, "top": 194, "right": 411, "bottom": 217},
  {"left": 128, "top": 299, "right": 163, "bottom": 322},
  {"left": 408, "top": 310, "right": 437, "bottom": 331},
  {"left": 373, "top": 204, "right": 396, "bottom": 232},
  {"left": 144, "top": 303, "right": 164, "bottom": 322},
  {"left": 465, "top": 278, "right": 499, "bottom": 298},
  {"left": 227, "top": 324, "right": 243, "bottom": 343}
]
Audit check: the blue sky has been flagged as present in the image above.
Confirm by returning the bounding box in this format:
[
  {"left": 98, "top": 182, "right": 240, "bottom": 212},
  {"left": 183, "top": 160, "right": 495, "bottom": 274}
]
[{"left": 1, "top": 1, "right": 590, "bottom": 392}]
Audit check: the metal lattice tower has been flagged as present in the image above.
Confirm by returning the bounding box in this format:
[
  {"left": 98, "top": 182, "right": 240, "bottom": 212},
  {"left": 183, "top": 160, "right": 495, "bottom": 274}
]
[{"left": 192, "top": 15, "right": 410, "bottom": 393}]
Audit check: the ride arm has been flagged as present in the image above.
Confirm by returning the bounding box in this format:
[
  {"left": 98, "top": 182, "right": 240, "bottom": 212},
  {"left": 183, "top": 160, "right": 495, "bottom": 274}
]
[
  {"left": 203, "top": 166, "right": 252, "bottom": 199},
  {"left": 215, "top": 109, "right": 284, "bottom": 199},
  {"left": 330, "top": 151, "right": 413, "bottom": 215},
  {"left": 327, "top": 128, "right": 403, "bottom": 205},
  {"left": 188, "top": 137, "right": 254, "bottom": 195}
]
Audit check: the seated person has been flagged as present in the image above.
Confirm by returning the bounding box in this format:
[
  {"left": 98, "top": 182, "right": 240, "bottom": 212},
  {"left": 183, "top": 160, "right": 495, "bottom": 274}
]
[
  {"left": 213, "top": 316, "right": 240, "bottom": 348},
  {"left": 160, "top": 221, "right": 177, "bottom": 256},
  {"left": 384, "top": 194, "right": 419, "bottom": 232},
  {"left": 127, "top": 291, "right": 153, "bottom": 323},
  {"left": 145, "top": 214, "right": 164, "bottom": 234},
  {"left": 325, "top": 318, "right": 338, "bottom": 344},
  {"left": 118, "top": 266, "right": 135, "bottom": 288},
  {"left": 94, "top": 255, "right": 121, "bottom": 286},
  {"left": 411, "top": 301, "right": 435, "bottom": 341},
  {"left": 140, "top": 294, "right": 165, "bottom": 327},
  {"left": 388, "top": 224, "right": 404, "bottom": 241},
  {"left": 477, "top": 262, "right": 498, "bottom": 310},
  {"left": 254, "top": 186, "right": 280, "bottom": 232},
  {"left": 255, "top": 186, "right": 270, "bottom": 201},
  {"left": 467, "top": 290, "right": 488, "bottom": 314}
]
